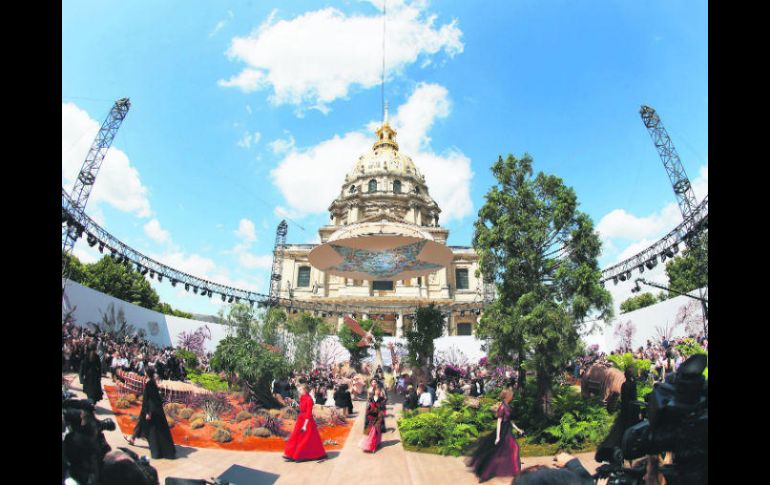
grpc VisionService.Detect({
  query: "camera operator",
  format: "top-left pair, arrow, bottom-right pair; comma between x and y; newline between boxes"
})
62,397 -> 113,484
593,354 -> 708,485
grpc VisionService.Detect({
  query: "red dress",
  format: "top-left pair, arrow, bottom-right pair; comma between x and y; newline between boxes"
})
283,394 -> 327,461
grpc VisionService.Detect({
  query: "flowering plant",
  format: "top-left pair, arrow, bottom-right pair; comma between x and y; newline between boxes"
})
478,356 -> 489,367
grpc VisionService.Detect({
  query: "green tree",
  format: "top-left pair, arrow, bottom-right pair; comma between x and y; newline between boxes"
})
261,306 -> 287,347
64,253 -> 191,318
405,304 -> 445,373
83,256 -> 161,309
619,293 -> 658,314
62,251 -> 88,284
472,154 -> 613,418
211,336 -> 290,408
338,318 -> 384,371
665,235 -> 708,297
286,312 -> 331,372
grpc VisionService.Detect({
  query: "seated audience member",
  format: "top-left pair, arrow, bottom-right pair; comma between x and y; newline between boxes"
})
403,385 -> 419,411
417,384 -> 433,408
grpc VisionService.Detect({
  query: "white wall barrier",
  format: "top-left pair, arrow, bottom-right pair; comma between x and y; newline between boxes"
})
63,279 -> 228,352
63,278 -> 704,362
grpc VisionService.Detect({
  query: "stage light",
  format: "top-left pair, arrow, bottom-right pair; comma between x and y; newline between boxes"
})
185,283 -> 190,291
171,279 -> 177,287
87,234 -> 97,247
149,270 -> 155,279
228,296 -> 234,303
619,273 -> 626,282
660,252 -> 667,262
98,243 -> 105,253
613,277 -> 618,285
208,290 -> 213,297
221,294 -> 226,302
193,287 -> 198,294
157,274 -> 163,283
672,243 -> 679,254
638,264 -> 644,273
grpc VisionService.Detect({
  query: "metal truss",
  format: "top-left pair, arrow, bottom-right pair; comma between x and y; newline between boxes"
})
62,188 -> 485,317
268,220 -> 288,305
600,195 -> 707,285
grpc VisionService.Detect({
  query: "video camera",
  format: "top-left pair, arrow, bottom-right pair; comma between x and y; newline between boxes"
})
594,354 -> 708,485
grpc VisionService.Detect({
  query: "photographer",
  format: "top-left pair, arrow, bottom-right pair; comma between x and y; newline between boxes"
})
62,397 -> 113,484
593,354 -> 708,485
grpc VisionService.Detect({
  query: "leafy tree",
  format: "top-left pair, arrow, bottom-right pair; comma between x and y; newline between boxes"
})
405,304 -> 445,373
338,318 -> 384,371
285,312 -> 331,372
665,234 -> 708,297
82,256 -> 161,309
210,336 -> 290,408
619,293 -> 658,314
472,154 -> 613,418
219,302 -> 259,339
62,251 -> 88,284
261,307 -> 287,347
63,253 -> 191,319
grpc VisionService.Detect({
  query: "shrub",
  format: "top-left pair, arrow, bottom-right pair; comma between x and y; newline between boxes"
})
176,349 -> 199,371
115,398 -> 131,409
268,409 -> 281,417
263,415 -> 287,437
190,418 -> 204,429
178,408 -> 195,420
212,428 -> 232,443
163,402 -> 184,418
607,353 -> 652,377
208,420 -> 229,429
166,416 -> 175,428
279,407 -> 298,420
124,393 -> 137,403
399,413 -> 445,448
189,372 -> 229,393
327,408 -> 347,427
201,393 -> 232,422
235,411 -> 253,423
252,427 -> 271,438
190,412 -> 205,422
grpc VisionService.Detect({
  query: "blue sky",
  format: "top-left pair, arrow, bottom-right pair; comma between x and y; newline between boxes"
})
62,0 -> 708,316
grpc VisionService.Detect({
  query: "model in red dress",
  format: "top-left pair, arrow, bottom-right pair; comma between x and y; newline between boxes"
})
283,385 -> 327,462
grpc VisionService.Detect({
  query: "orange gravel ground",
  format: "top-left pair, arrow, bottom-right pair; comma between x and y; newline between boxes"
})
104,385 -> 353,452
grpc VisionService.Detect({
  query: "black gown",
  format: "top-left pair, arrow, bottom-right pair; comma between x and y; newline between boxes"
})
133,378 -> 176,459
80,356 -> 104,403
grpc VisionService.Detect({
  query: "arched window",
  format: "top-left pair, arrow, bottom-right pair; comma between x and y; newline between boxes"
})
368,179 -> 377,193
393,180 -> 402,194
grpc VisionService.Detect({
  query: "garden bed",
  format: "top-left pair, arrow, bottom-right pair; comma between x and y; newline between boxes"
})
104,385 -> 353,452
401,435 -> 597,458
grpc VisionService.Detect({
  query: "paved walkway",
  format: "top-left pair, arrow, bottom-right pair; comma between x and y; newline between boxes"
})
65,374 -> 601,484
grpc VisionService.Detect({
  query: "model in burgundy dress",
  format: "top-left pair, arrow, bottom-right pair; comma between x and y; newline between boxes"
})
465,401 -> 522,482
283,392 -> 327,461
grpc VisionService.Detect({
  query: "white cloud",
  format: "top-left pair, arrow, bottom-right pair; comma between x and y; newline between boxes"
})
209,10 -> 234,37
62,102 -> 152,218
270,82 -> 473,222
268,133 -> 296,154
598,164 -> 708,268
143,219 -> 171,244
218,0 -> 463,113
237,131 -> 262,149
237,252 -> 274,270
597,203 -> 681,243
235,218 -> 257,242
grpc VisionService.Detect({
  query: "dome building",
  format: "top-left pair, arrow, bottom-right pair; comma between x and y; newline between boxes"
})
276,109 -> 485,337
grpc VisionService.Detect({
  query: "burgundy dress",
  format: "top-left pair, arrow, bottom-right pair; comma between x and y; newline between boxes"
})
465,402 -> 521,482
283,394 -> 327,461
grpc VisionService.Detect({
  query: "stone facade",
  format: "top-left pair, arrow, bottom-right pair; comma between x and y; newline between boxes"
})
277,111 -> 484,336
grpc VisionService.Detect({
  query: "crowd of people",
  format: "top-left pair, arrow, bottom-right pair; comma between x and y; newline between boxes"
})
61,320 -> 210,393
570,333 -> 708,383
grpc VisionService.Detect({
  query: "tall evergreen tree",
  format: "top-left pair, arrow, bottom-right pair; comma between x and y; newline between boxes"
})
473,154 -> 612,417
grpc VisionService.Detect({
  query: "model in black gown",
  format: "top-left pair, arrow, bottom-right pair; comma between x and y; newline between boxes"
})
80,349 -> 104,403
125,367 -> 176,459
